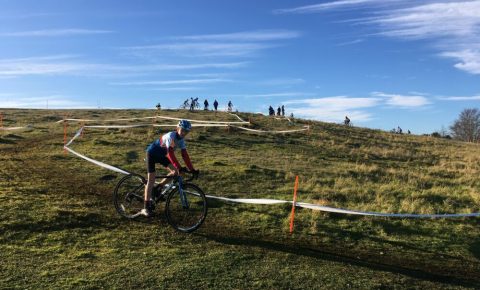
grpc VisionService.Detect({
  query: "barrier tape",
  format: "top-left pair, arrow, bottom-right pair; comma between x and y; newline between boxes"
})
56,116 -> 157,123
63,126 -> 480,219
57,114 -> 249,124
230,125 -> 309,134
0,126 -> 29,131
64,127 -> 130,174
154,115 -> 248,124
229,113 -> 247,123
205,195 -> 480,218
83,123 -> 229,129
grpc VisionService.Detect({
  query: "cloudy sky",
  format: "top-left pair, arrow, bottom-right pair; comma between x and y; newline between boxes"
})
0,0 -> 479,133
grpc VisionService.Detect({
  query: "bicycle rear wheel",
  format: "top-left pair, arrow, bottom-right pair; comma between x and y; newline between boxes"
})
165,183 -> 207,233
113,174 -> 146,219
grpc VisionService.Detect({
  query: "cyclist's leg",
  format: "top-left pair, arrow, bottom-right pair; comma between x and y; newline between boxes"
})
144,153 -> 156,204
157,163 -> 176,187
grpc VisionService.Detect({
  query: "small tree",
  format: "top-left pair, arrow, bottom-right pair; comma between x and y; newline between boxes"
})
450,108 -> 480,142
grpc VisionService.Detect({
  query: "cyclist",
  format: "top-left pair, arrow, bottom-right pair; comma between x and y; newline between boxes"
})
141,119 -> 198,217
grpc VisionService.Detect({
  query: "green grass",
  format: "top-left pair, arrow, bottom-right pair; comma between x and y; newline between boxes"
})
1,108 -> 479,289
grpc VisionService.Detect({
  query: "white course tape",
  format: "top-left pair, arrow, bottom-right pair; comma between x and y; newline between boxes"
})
64,127 -> 130,174
154,115 -> 248,124
64,146 -> 130,175
206,195 -> 289,205
63,126 -> 480,219
58,114 -> 249,124
57,116 -> 157,123
277,117 -> 292,123
230,125 -> 309,134
206,195 -> 480,218
0,126 -> 29,131
229,113 -> 247,123
83,123 -> 229,129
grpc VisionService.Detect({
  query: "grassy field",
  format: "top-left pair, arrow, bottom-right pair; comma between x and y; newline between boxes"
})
1,108 -> 479,289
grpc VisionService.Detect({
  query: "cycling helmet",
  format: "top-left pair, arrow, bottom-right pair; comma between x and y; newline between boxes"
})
178,119 -> 192,131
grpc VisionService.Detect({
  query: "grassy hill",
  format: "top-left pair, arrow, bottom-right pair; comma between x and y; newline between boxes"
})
1,108 -> 479,289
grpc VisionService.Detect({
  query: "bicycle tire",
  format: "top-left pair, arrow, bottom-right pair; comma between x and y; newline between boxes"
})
165,183 -> 207,233
113,173 -> 146,219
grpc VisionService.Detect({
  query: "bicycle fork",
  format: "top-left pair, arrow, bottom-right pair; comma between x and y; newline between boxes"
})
177,176 -> 190,209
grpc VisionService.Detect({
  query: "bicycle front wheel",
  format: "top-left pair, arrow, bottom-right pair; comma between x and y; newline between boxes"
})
165,183 -> 207,233
113,173 -> 145,219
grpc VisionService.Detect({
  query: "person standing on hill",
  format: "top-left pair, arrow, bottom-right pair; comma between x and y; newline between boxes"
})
281,105 -> 285,116
142,120 -> 199,217
204,99 -> 209,110
227,101 -> 233,112
268,106 -> 274,116
213,99 -> 218,111
277,106 -> 281,116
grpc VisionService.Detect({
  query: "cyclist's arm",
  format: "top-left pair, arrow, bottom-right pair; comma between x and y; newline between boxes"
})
166,148 -> 182,172
181,149 -> 194,171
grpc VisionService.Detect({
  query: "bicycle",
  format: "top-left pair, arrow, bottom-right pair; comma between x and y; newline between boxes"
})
113,170 -> 208,233
180,101 -> 190,110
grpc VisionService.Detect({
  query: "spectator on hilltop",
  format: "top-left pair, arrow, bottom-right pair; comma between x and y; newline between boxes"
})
227,101 -> 233,112
281,105 -> 285,116
213,99 -> 218,111
344,116 -> 350,126
204,99 -> 209,110
277,106 -> 281,116
268,106 -> 274,116
397,126 -> 403,134
156,103 -> 161,110
189,97 -> 194,111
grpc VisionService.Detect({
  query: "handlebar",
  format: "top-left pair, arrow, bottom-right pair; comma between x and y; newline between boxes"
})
180,168 -> 200,182
155,168 -> 199,182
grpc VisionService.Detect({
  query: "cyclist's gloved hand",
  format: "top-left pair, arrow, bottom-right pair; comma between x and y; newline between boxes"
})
192,169 -> 200,179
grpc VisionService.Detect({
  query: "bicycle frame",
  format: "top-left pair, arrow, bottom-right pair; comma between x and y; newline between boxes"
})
156,175 -> 189,209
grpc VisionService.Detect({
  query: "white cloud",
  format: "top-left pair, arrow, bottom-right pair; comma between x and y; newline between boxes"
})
124,29 -> 301,58
362,1 -> 480,75
258,78 -> 306,86
440,49 -> 480,74
281,93 -> 433,122
0,55 -> 248,77
234,92 -> 314,98
124,42 -> 276,57
276,1 -> 480,75
273,0 -> 393,14
336,39 -> 365,46
372,92 -> 431,108
109,78 -> 231,86
439,95 -> 480,101
283,96 -> 381,122
175,30 -> 302,41
368,1 -> 480,39
0,95 -> 93,109
0,29 -> 113,37
149,87 -> 205,91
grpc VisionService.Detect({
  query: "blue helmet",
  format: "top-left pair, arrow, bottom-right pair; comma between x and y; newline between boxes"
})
178,119 -> 192,131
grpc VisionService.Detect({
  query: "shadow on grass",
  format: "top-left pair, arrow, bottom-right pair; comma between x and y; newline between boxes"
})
196,229 -> 480,288
3,211 -> 119,234
470,239 -> 480,261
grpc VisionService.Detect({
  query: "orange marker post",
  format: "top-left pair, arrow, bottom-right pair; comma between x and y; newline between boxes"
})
289,175 -> 299,234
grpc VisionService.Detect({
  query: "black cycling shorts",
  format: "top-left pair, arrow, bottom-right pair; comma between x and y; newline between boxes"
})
146,152 -> 171,173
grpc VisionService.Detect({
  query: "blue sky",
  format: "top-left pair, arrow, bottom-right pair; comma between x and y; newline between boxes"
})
0,0 -> 479,133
